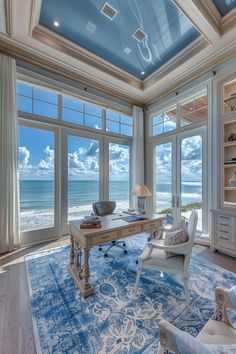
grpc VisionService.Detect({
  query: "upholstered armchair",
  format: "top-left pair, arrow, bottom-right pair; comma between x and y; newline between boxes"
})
157,285 -> 236,354
134,210 -> 198,302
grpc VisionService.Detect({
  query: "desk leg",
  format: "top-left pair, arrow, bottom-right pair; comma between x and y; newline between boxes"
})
83,249 -> 91,293
70,235 -> 75,265
69,239 -> 94,298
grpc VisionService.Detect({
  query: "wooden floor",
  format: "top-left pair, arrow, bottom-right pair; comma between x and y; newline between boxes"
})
0,238 -> 236,354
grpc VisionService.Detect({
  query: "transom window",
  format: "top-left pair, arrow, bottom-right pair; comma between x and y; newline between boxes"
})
152,108 -> 177,136
106,110 -> 133,137
17,81 -> 133,137
17,81 -> 58,119
151,91 -> 207,136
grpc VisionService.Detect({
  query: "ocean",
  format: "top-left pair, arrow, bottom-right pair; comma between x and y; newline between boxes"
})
19,180 -> 202,231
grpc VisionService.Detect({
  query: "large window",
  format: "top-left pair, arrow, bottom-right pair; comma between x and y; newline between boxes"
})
151,87 -> 208,237
18,126 -> 55,232
17,79 -> 133,241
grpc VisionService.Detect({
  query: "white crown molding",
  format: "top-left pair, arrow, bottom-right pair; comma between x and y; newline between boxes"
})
29,0 -> 42,37
5,0 -> 12,35
0,33 -> 144,105
143,36 -> 208,90
32,25 -> 143,90
172,0 -> 221,44
144,38 -> 236,105
221,7 -> 236,34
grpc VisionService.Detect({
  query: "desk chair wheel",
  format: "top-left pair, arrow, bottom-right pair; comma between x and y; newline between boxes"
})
99,246 -> 102,251
104,253 -> 108,258
123,242 -> 126,247
124,249 -> 127,254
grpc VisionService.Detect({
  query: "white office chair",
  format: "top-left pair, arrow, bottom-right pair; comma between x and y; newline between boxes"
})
134,210 -> 198,303
157,286 -> 236,354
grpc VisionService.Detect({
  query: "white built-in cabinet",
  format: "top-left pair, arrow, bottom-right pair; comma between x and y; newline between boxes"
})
212,75 -> 236,257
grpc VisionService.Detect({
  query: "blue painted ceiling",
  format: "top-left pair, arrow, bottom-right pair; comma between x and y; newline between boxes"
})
212,0 -> 236,16
39,0 -> 200,79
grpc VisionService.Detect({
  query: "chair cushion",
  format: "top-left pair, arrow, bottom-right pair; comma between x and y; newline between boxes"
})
197,319 -> 236,345
164,226 -> 189,258
139,244 -> 184,271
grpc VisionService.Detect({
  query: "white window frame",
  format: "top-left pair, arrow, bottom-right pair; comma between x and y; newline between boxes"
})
18,118 -> 61,245
146,80 -> 211,241
17,76 -> 133,243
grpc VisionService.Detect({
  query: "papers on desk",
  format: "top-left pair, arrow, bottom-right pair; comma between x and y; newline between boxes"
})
121,215 -> 148,222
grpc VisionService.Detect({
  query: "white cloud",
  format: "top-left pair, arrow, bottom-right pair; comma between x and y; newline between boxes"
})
38,146 -> 54,171
19,146 -> 30,167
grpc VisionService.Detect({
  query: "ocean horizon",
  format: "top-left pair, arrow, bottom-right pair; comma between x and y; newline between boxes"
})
19,180 -> 202,231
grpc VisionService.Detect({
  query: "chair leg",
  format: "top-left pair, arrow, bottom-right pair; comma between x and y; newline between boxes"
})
134,264 -> 142,296
183,275 -> 189,305
157,343 -> 165,354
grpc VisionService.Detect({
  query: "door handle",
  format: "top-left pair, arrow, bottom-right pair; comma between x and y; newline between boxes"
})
176,196 -> 180,208
171,196 -> 175,208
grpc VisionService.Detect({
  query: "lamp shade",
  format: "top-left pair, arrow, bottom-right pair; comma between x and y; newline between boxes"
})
131,184 -> 151,197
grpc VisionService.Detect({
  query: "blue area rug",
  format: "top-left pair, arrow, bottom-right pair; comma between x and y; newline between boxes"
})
26,235 -> 236,354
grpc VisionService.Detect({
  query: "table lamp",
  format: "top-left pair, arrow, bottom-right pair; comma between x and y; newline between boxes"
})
131,184 -> 151,214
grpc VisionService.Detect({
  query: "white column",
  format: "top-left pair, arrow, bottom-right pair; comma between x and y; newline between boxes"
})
132,106 -> 144,209
0,0 -> 6,33
0,54 -> 20,253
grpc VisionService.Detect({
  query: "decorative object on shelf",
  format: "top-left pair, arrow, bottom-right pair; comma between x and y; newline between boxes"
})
225,93 -> 236,111
228,133 -> 236,142
225,156 -> 236,164
229,171 -> 236,187
131,184 -> 151,214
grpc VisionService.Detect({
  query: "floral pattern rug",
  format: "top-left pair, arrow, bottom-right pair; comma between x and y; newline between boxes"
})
26,235 -> 236,354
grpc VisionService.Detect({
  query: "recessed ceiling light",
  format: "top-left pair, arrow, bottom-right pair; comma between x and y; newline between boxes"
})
53,20 -> 59,27
124,47 -> 132,54
132,28 -> 147,43
100,2 -> 118,21
85,21 -> 97,34
141,71 -> 145,75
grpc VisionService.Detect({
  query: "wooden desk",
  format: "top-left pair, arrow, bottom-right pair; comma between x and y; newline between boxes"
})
69,214 -> 164,297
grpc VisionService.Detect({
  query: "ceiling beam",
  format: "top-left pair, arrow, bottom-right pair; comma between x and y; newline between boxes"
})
172,0 -> 222,44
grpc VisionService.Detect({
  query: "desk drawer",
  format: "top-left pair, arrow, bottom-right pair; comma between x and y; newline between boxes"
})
143,220 -> 161,231
121,225 -> 141,237
92,231 -> 118,246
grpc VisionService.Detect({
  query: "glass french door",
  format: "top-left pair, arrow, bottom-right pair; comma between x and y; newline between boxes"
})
155,139 -> 175,222
154,127 -> 207,236
108,142 -> 131,211
18,123 -> 59,245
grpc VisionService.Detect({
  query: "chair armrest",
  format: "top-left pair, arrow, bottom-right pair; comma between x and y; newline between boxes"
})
148,239 -> 190,255
159,320 -> 179,353
213,286 -> 236,328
